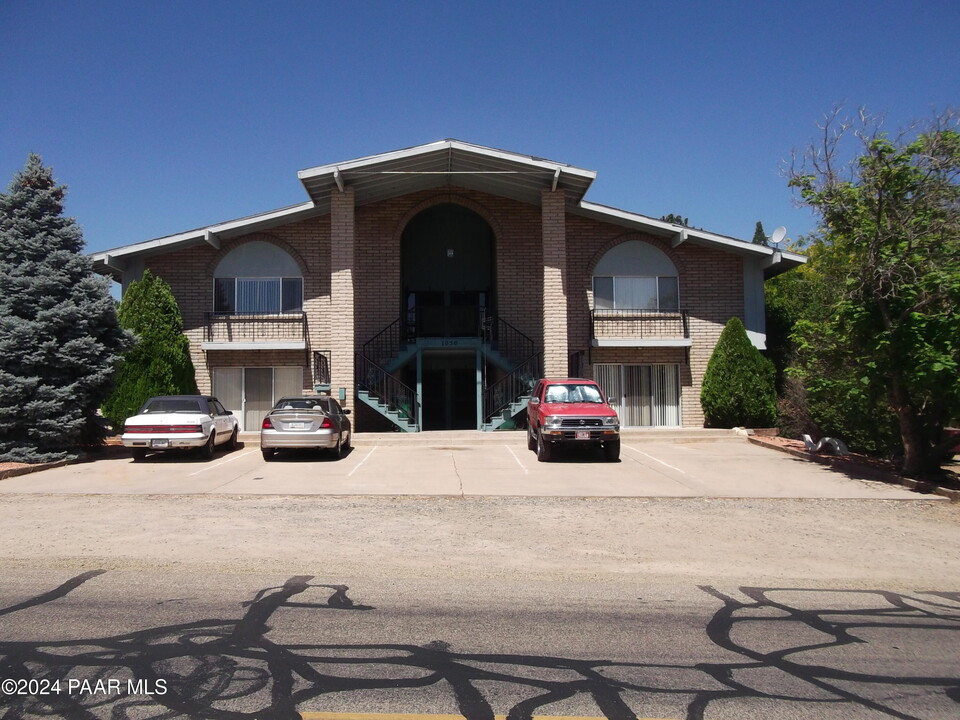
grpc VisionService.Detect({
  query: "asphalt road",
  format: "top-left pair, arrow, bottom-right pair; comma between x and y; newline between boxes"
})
1,488 -> 958,719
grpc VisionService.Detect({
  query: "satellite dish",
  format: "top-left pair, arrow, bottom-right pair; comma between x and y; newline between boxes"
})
770,226 -> 787,245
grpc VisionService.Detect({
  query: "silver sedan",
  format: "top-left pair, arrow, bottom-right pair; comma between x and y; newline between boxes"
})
259,396 -> 352,461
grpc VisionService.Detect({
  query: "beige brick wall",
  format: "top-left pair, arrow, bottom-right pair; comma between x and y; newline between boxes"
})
138,185 -> 745,429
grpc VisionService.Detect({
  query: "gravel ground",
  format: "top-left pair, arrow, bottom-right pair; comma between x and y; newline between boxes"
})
1,494 -> 957,588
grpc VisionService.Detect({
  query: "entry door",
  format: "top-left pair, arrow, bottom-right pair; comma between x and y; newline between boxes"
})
244,368 -> 274,431
212,367 -> 303,431
595,364 -> 680,427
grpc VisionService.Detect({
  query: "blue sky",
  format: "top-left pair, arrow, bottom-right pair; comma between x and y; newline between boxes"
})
2,1 -> 957,254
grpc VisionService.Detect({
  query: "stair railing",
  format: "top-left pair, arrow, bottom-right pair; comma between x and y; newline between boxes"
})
483,352 -> 542,425
362,317 -> 406,370
485,316 -> 535,368
356,352 -> 420,430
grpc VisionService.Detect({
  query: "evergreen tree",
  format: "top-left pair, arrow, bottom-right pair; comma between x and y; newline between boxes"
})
103,270 -> 197,429
700,317 -> 777,428
0,154 -> 132,462
752,221 -> 768,245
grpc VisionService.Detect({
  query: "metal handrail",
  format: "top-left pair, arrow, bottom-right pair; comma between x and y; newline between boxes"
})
362,317 -> 404,369
356,353 -> 420,430
313,351 -> 331,386
590,308 -> 688,339
483,352 -> 542,424
484,316 -> 535,368
204,311 -> 306,342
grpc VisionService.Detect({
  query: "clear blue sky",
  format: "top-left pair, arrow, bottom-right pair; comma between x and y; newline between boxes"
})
2,1 -> 957,254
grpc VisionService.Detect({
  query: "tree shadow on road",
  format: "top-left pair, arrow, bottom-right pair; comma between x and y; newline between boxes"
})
1,574 -> 957,719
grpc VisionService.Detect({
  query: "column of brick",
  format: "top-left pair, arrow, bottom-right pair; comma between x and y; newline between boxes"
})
330,187 -> 356,417
541,189 -> 568,377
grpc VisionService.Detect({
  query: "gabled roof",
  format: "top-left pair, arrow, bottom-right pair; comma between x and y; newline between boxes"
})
298,139 -> 597,211
92,139 -> 804,279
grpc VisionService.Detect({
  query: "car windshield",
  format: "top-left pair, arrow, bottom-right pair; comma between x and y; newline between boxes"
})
141,399 -> 203,414
274,398 -> 325,411
544,384 -> 604,403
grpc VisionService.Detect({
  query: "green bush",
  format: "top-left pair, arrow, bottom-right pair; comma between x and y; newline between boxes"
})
102,270 -> 197,430
700,317 -> 777,428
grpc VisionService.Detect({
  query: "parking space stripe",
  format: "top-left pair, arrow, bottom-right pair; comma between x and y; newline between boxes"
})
622,445 -> 687,474
347,445 -> 379,477
187,449 -> 258,477
505,444 -> 529,474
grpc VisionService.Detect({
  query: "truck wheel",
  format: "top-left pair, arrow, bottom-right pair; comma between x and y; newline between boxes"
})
132,448 -> 147,462
604,439 -> 621,462
527,424 -> 536,451
536,431 -> 552,462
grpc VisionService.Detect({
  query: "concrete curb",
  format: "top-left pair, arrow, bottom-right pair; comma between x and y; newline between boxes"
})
0,459 -> 70,481
748,436 -> 960,501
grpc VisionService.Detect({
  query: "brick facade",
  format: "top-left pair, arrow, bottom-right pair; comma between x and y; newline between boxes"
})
138,184 -> 747,431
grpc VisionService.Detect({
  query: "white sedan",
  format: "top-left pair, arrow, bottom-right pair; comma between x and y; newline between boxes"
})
121,395 -> 240,461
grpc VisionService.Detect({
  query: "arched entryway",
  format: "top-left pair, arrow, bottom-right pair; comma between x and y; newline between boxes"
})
401,203 -> 495,430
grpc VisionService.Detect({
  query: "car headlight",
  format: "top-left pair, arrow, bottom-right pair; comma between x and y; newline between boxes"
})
544,415 -> 563,429
602,416 -> 619,426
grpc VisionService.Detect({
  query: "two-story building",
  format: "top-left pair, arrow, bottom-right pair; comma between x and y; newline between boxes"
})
92,140 -> 803,433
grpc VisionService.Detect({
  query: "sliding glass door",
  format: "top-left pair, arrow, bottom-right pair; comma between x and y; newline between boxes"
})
594,364 -> 681,427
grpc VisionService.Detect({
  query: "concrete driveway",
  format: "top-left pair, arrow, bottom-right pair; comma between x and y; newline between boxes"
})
0,431 -> 933,499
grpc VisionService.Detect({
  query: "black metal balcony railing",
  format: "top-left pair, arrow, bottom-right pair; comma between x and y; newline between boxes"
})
204,312 -> 307,343
313,350 -> 331,387
590,309 -> 689,340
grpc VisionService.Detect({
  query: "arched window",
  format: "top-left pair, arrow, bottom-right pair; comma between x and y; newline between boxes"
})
592,240 -> 679,311
213,241 -> 303,314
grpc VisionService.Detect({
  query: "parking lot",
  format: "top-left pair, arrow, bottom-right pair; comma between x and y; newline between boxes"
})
0,431 -> 932,499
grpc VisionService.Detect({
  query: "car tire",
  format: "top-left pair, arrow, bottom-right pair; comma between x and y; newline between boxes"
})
342,431 -> 351,451
603,439 -> 621,462
201,431 -> 216,459
262,448 -> 275,461
227,426 -> 239,452
132,448 -> 147,462
536,431 -> 552,462
527,424 -> 536,451
330,435 -> 343,460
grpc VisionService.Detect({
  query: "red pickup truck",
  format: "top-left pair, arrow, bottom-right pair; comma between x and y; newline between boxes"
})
526,378 -> 621,462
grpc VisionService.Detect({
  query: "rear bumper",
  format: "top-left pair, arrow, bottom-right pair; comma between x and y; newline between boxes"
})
121,434 -> 208,450
261,429 -> 339,449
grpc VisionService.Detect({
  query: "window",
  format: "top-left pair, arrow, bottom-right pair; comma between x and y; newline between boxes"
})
593,276 -> 679,311
213,240 -> 303,315
214,277 -> 303,314
592,240 -> 680,311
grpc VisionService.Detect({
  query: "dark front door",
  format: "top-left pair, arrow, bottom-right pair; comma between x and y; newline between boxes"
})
421,352 -> 478,431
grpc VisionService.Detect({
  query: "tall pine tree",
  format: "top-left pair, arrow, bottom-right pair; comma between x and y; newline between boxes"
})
103,270 -> 197,429
0,154 -> 132,462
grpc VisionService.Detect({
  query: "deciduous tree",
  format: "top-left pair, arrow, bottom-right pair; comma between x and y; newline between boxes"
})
788,109 -> 960,476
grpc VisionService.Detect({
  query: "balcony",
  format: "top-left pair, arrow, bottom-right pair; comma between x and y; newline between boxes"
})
590,309 -> 691,348
201,312 -> 307,350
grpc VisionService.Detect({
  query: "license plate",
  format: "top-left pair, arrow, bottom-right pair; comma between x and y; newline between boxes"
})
575,430 -> 591,440
151,439 -> 170,448
286,422 -> 306,430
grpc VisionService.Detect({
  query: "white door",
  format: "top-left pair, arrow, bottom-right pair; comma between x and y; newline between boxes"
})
212,366 -> 304,431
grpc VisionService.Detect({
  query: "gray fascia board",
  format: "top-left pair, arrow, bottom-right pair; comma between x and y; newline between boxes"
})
91,201 -> 318,261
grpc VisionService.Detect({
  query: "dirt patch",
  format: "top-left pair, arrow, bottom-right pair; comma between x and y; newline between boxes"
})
750,434 -> 960,499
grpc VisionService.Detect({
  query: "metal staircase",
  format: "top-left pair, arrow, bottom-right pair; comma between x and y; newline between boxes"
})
356,312 -> 541,432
